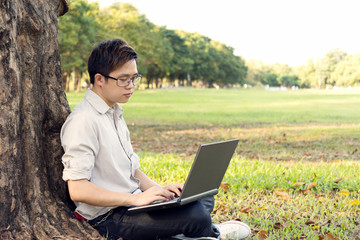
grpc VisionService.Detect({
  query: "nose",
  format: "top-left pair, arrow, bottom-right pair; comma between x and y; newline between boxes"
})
125,80 -> 136,89
130,80 -> 136,87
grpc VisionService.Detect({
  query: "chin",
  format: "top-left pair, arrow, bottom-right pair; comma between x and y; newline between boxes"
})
119,99 -> 129,104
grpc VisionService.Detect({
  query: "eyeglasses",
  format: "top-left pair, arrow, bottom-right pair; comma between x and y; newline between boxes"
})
99,73 -> 142,87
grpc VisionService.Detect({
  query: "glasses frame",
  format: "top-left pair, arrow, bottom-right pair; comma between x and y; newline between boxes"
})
99,73 -> 142,87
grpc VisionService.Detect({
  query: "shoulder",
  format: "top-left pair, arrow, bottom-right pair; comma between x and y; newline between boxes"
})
61,100 -> 100,134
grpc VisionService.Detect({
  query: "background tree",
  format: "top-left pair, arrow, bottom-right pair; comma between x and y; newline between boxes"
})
279,75 -> 299,87
267,64 -> 299,87
56,1 -> 360,89
142,26 -> 174,88
179,31 -> 213,86
101,3 -> 173,88
270,63 -> 293,77
263,72 -> 280,86
0,1 -> 101,239
332,53 -> 360,87
320,48 -> 347,87
211,41 -> 247,86
165,29 -> 194,85
245,59 -> 269,86
294,59 -> 317,88
180,31 -> 247,87
58,0 -> 100,91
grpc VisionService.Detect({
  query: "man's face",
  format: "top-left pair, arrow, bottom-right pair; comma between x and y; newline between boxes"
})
96,60 -> 138,106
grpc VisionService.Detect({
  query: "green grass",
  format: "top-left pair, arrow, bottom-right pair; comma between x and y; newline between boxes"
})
140,153 -> 360,240
140,152 -> 360,193
66,87 -> 360,125
65,87 -> 360,239
130,88 -> 360,125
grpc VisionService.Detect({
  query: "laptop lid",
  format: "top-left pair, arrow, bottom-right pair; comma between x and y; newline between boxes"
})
179,138 -> 239,202
128,139 -> 239,212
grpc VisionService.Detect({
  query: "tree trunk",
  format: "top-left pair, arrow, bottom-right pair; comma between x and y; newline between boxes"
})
147,77 -> 152,89
75,71 -> 82,92
65,73 -> 70,92
0,0 -> 101,239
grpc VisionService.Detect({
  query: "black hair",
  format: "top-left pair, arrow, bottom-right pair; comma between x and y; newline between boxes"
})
88,39 -> 138,84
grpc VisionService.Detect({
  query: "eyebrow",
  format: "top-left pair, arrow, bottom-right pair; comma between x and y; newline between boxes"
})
116,73 -> 138,78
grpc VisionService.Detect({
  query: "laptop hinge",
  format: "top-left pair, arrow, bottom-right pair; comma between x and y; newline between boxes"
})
180,189 -> 218,205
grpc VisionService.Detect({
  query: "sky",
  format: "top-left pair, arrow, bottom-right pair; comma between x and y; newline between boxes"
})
90,0 -> 360,66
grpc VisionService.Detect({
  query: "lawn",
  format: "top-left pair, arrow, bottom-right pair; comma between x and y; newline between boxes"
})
66,87 -> 360,124
66,87 -> 360,239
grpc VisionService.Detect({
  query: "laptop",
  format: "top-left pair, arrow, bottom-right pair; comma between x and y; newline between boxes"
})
128,138 -> 239,213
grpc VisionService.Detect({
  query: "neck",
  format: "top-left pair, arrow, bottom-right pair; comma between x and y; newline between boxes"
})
91,86 -> 115,107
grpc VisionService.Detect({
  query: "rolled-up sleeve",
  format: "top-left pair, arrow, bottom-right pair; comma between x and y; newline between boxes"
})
61,111 -> 99,181
130,151 -> 141,173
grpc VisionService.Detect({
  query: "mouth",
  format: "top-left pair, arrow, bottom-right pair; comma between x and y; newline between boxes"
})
124,92 -> 133,98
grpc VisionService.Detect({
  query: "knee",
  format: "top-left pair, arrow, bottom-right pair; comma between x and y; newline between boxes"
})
199,196 -> 215,213
185,201 -> 213,234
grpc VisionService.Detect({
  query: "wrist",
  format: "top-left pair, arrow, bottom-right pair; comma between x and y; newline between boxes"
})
126,192 -> 138,206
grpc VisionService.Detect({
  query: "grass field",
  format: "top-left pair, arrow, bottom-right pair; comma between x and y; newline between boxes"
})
66,87 -> 360,124
66,87 -> 360,239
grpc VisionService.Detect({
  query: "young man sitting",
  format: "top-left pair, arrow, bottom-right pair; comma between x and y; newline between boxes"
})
60,38 -> 251,240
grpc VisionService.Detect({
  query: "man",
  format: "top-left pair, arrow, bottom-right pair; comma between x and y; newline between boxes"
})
61,39 -> 251,240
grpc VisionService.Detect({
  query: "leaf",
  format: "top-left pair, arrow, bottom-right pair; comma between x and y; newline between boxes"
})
305,219 -> 316,225
240,206 -> 253,214
307,182 -> 317,190
275,191 -> 291,200
351,148 -> 358,154
258,230 -> 268,240
257,206 -> 268,211
220,183 -> 229,193
273,222 -> 282,229
252,228 -> 262,233
292,182 -> 306,187
333,177 -> 343,183
324,233 -> 340,240
299,189 -> 312,195
305,218 -> 319,227
275,191 -> 288,196
282,195 -> 291,201
339,189 -> 350,196
347,200 -> 360,205
213,204 -> 228,214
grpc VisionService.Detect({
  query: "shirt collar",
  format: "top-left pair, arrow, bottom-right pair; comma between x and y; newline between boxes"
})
85,89 -> 124,117
113,103 -> 124,119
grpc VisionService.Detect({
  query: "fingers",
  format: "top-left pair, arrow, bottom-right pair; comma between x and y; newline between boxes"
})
149,186 -> 174,200
161,187 -> 176,199
164,184 -> 183,197
134,185 -> 184,206
133,187 -> 171,206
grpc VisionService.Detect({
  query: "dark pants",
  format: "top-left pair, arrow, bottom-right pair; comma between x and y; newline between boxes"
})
88,197 -> 220,240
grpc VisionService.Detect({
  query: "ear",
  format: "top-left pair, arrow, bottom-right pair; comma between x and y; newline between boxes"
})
94,73 -> 105,88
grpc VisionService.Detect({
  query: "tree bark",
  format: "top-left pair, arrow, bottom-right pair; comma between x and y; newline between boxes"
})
0,0 -> 101,239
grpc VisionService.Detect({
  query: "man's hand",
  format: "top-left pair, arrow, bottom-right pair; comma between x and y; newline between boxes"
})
163,184 -> 183,197
132,185 -> 178,206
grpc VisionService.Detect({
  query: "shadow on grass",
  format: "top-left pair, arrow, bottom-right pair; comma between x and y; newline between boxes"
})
129,122 -> 360,161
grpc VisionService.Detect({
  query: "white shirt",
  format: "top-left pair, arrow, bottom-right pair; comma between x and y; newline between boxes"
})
61,89 -> 141,220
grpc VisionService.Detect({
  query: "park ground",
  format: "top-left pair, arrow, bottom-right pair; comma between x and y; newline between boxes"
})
66,87 -> 360,240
